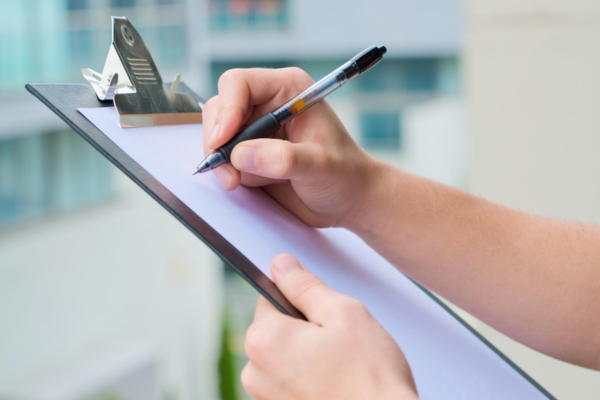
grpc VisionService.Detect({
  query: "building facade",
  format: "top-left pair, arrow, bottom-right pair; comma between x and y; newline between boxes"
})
0,1 -> 475,399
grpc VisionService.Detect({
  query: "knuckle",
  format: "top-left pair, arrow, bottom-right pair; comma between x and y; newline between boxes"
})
244,323 -> 265,359
290,274 -> 323,303
239,364 -> 251,387
245,320 -> 282,361
221,107 -> 245,128
273,143 -> 297,178
285,67 -> 314,86
202,95 -> 217,113
217,68 -> 245,91
338,296 -> 369,318
240,364 -> 260,398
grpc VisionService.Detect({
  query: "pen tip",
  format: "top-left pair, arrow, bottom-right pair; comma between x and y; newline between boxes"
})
192,162 -> 212,175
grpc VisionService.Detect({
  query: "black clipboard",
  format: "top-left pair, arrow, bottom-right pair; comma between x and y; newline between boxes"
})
27,82 -> 556,399
26,82 -> 304,320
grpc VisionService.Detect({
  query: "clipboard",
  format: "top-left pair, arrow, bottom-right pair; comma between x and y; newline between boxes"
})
26,82 -> 556,399
26,82 -> 303,320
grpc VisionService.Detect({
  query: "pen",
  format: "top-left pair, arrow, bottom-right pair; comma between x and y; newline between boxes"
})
194,45 -> 387,174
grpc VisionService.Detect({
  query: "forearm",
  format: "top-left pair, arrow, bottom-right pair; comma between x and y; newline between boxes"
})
205,66 -> 600,370
349,161 -> 600,369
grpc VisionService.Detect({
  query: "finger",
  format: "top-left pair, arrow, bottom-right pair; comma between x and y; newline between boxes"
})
253,295 -> 279,322
241,362 -> 268,400
231,139 -> 325,182
239,171 -> 286,188
200,97 -> 242,190
201,95 -> 218,154
270,253 -> 342,324
208,68 -> 313,149
212,164 -> 241,191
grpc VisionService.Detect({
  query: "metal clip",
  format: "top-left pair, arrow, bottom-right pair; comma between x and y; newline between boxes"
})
82,16 -> 202,128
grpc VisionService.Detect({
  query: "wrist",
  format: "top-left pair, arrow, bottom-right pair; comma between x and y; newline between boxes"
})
343,157 -> 401,240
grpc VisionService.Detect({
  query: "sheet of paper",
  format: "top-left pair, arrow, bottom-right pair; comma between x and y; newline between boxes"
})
79,106 -> 551,400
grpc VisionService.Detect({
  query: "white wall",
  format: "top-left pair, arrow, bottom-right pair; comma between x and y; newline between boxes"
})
0,171 -> 223,400
467,0 -> 600,222
465,0 -> 600,398
401,98 -> 467,188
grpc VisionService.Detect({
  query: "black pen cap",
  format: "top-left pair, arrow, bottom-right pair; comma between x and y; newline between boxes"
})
353,45 -> 387,73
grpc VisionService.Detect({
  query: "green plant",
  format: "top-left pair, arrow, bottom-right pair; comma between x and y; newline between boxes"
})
218,312 -> 240,400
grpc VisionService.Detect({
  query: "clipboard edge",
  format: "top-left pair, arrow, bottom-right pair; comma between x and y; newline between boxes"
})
25,83 -> 556,398
25,82 -> 305,321
409,273 -> 556,398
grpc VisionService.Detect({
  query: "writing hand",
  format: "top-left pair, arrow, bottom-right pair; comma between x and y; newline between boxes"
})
202,67 -> 384,229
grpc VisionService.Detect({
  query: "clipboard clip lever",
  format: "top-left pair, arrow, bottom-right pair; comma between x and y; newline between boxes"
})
82,16 -> 202,128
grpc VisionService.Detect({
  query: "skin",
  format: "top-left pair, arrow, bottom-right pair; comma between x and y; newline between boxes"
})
241,254 -> 418,400
202,67 -> 600,398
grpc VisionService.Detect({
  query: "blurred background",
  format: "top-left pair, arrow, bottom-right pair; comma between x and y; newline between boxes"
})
0,0 -> 599,399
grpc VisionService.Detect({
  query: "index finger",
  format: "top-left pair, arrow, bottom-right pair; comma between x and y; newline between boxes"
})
203,67 -> 314,151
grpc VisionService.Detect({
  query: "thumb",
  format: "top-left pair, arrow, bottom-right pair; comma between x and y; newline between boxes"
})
231,139 -> 321,181
271,254 -> 340,324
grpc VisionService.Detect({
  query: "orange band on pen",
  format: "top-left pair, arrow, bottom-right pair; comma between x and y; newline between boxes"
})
289,99 -> 306,114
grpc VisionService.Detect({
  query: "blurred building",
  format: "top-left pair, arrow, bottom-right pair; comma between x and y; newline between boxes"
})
0,1 -> 223,400
7,1 -> 597,400
0,0 -> 464,399
203,0 -> 466,188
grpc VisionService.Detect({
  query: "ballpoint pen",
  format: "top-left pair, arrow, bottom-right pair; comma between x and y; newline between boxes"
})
194,45 -> 387,174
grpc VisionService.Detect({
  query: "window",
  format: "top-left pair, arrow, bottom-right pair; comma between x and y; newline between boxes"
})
405,59 -> 436,92
211,60 -> 290,94
210,0 -> 289,31
0,130 -> 113,230
67,0 -> 89,10
68,29 -> 94,69
110,0 -> 136,8
157,25 -> 188,65
359,112 -> 402,151
358,59 -> 437,93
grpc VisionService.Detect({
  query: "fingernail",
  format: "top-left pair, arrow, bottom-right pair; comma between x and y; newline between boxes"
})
274,255 -> 303,275
214,167 -> 233,188
208,123 -> 221,145
232,146 -> 257,172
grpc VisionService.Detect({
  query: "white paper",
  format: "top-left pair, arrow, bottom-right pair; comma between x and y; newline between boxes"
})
78,106 -> 551,400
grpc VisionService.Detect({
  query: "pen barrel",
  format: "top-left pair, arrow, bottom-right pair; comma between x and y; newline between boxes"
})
273,70 -> 347,124
220,113 -> 281,160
